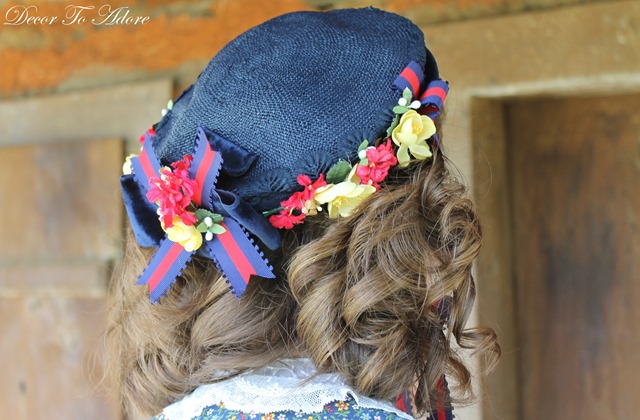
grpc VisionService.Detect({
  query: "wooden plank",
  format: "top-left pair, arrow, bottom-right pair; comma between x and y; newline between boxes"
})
0,298 -> 27,419
0,271 -> 116,419
0,79 -> 172,148
0,139 -> 124,263
506,94 -> 640,420
20,295 -> 119,420
0,263 -> 109,296
471,98 -> 520,420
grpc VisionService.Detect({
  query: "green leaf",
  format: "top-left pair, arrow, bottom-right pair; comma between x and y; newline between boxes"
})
209,224 -> 227,235
195,208 -> 213,220
402,87 -> 413,102
195,209 -> 224,225
392,105 -> 408,115
326,160 -> 352,184
357,139 -> 369,153
386,115 -> 400,137
360,158 -> 369,166
196,222 -> 208,233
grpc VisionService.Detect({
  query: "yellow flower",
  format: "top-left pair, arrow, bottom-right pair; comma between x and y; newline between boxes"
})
261,414 -> 275,420
336,401 -> 349,411
163,217 -> 203,252
314,181 -> 375,218
391,109 -> 436,167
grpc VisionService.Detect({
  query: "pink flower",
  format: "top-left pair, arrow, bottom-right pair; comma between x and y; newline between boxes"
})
146,155 -> 199,228
355,139 -> 398,189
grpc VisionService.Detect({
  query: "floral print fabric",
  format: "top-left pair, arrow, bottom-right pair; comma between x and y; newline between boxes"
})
152,396 -> 406,420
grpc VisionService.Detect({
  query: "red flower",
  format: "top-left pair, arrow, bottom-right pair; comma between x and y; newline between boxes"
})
297,174 -> 327,200
170,154 -> 193,180
269,208 -> 306,229
269,174 -> 327,229
281,191 -> 306,212
268,192 -> 307,229
355,139 -> 398,189
146,155 -> 199,228
138,125 -> 156,143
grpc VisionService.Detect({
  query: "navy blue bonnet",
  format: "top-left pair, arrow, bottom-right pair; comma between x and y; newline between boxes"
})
153,7 -> 437,212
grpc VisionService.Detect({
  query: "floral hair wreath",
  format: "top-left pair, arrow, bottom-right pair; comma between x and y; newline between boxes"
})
123,61 -> 447,302
265,61 -> 448,229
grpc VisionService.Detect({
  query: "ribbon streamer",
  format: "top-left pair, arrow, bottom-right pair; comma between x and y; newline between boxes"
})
205,219 -> 274,296
433,375 -> 453,420
136,237 -> 194,302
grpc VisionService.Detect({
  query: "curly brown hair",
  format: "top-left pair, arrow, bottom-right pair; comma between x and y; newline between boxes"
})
106,137 -> 500,418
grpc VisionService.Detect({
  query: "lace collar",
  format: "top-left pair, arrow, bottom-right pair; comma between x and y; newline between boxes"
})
162,358 -> 413,419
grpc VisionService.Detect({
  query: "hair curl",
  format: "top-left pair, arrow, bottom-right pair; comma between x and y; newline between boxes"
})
106,137 -> 500,418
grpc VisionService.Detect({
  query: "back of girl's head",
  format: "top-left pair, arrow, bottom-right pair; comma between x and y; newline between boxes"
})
107,8 -> 500,418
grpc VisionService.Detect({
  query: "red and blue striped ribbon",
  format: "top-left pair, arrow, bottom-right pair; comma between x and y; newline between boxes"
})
130,132 -> 162,192
393,60 -> 425,97
204,218 -> 274,296
189,127 -> 223,209
420,80 -> 448,119
434,375 -> 453,420
395,374 -> 453,419
190,126 -> 274,297
136,237 -> 194,303
395,389 -> 413,416
393,61 -> 448,119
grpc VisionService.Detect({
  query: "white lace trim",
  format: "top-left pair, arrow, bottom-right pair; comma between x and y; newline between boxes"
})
162,359 -> 414,420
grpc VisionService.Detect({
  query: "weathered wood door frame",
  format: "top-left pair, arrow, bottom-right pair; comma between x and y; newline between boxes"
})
420,2 -> 640,419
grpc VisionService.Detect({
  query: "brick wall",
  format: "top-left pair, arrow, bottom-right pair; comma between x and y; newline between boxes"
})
0,0 -> 621,98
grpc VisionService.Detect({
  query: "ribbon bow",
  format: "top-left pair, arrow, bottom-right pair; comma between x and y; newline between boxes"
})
125,127 -> 277,302
392,60 -> 448,119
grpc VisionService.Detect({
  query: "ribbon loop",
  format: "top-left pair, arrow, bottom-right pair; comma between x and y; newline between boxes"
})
211,189 -> 282,251
189,127 -> 224,209
419,79 -> 448,119
393,61 -> 448,119
393,61 -> 425,97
